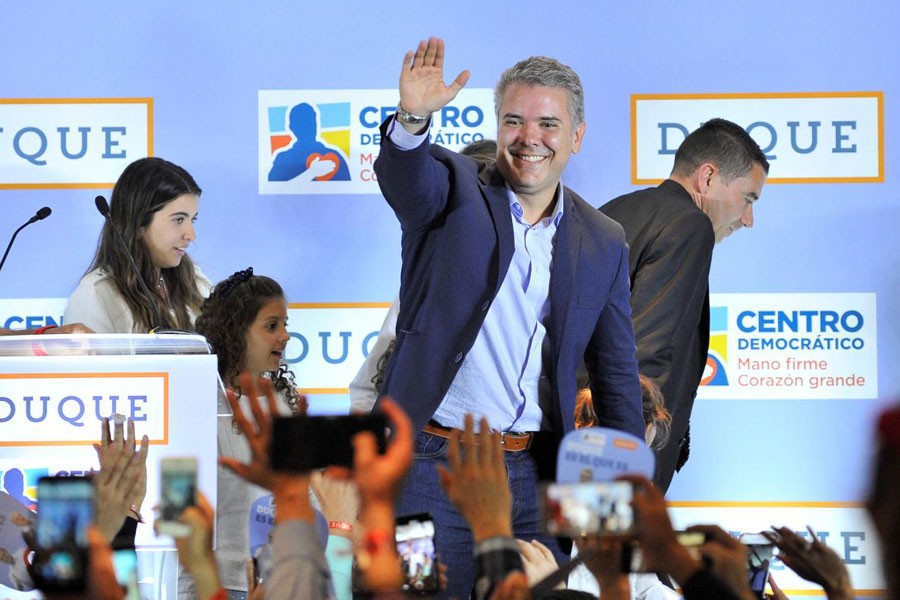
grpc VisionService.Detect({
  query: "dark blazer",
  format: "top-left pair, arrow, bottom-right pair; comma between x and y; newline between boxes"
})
373,118 -> 644,447
600,180 -> 715,491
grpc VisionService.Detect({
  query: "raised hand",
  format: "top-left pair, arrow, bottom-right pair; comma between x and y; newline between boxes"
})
351,398 -> 413,507
516,539 -> 559,587
219,373 -> 282,492
93,416 -> 149,541
436,414 -> 512,542
399,37 -> 470,120
765,526 -> 853,600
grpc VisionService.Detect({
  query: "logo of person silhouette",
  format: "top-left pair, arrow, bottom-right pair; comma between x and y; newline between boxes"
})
268,103 -> 351,182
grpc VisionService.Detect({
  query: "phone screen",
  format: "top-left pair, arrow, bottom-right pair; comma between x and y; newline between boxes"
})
395,513 -> 439,594
112,549 -> 140,600
158,458 -> 197,537
542,481 -> 634,537
741,534 -> 774,599
271,413 -> 387,472
33,476 -> 94,592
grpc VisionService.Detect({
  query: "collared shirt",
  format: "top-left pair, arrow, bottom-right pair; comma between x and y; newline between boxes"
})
388,117 -> 561,432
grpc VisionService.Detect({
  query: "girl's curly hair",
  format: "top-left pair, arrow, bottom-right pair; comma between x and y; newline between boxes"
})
194,268 -> 299,409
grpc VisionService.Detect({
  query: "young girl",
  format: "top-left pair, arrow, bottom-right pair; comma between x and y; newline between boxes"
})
194,267 -> 298,407
192,268 -> 302,598
65,157 -> 211,333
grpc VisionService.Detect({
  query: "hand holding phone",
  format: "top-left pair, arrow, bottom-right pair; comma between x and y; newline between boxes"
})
157,457 -> 198,537
32,476 -> 94,593
542,481 -> 634,538
740,532 -> 775,599
270,413 -> 387,472
395,513 -> 440,594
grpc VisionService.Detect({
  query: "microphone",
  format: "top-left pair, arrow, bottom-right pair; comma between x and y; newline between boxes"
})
0,206 -> 53,276
95,195 -> 110,217
94,195 -> 165,330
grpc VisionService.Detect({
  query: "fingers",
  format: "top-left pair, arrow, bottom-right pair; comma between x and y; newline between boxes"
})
138,434 -> 150,462
352,430 -> 378,471
413,39 -> 428,68
531,539 -> 556,562
617,473 -> 658,497
296,393 -> 309,416
422,37 -> 439,68
477,417 -> 493,466
401,50 -> 415,73
450,70 -> 471,95
101,417 -> 111,447
237,372 -> 270,437
446,428 -> 461,475
195,492 -> 214,525
379,398 -> 413,464
219,457 -> 252,480
113,414 -> 126,447
462,413 -> 477,465
806,525 -> 824,549
227,386 -> 257,438
126,418 -> 136,453
690,524 -> 742,549
246,559 -> 257,592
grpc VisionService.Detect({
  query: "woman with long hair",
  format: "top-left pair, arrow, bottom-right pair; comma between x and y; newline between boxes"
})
65,157 -> 211,332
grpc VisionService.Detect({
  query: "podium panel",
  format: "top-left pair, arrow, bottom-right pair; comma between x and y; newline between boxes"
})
0,334 -> 219,597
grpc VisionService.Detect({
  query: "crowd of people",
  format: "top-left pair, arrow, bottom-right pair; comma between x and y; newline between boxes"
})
12,390 -> 900,600
1,35 -> 895,600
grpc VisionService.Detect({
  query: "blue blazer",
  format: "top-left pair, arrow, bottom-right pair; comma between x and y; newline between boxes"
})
374,120 -> 644,444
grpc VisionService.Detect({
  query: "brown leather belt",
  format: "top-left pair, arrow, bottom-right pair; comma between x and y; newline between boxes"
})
422,421 -> 533,452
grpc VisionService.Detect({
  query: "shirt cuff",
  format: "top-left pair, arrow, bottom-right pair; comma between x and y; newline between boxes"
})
387,115 -> 430,150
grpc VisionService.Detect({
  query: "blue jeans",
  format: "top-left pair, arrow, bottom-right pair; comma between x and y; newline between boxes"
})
396,431 -> 565,600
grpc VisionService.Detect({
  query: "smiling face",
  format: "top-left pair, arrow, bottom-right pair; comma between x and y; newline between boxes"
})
140,193 -> 199,271
495,83 -> 585,216
703,163 -> 767,243
244,297 -> 290,376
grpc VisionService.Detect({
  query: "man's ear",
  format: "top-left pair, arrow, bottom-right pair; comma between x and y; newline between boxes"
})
696,163 -> 717,193
572,122 -> 586,153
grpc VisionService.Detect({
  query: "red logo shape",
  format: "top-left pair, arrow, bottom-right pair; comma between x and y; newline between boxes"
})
306,152 -> 340,181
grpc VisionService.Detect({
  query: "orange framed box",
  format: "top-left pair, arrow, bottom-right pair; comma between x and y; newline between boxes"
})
0,97 -> 154,190
630,92 -> 884,185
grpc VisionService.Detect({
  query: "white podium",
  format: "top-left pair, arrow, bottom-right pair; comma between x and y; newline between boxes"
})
0,333 -> 220,599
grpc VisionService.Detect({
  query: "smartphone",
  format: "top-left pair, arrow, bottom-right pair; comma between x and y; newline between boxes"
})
32,475 -> 94,593
157,457 -> 197,537
541,481 -> 634,537
740,533 -> 774,599
112,549 -> 140,600
395,513 -> 440,595
270,413 -> 388,472
622,531 -> 705,572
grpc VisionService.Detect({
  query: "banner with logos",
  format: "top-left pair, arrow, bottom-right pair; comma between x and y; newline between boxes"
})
2,1 -> 897,594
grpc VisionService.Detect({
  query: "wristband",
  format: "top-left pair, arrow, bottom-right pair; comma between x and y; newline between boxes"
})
329,520 -> 353,533
34,325 -> 58,335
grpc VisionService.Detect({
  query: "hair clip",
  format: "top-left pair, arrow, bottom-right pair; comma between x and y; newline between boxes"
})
214,267 -> 254,299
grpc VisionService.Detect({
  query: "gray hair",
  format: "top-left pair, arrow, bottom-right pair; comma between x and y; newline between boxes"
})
494,56 -> 585,126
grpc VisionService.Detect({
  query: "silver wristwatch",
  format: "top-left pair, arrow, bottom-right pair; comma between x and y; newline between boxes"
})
395,103 -> 430,125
